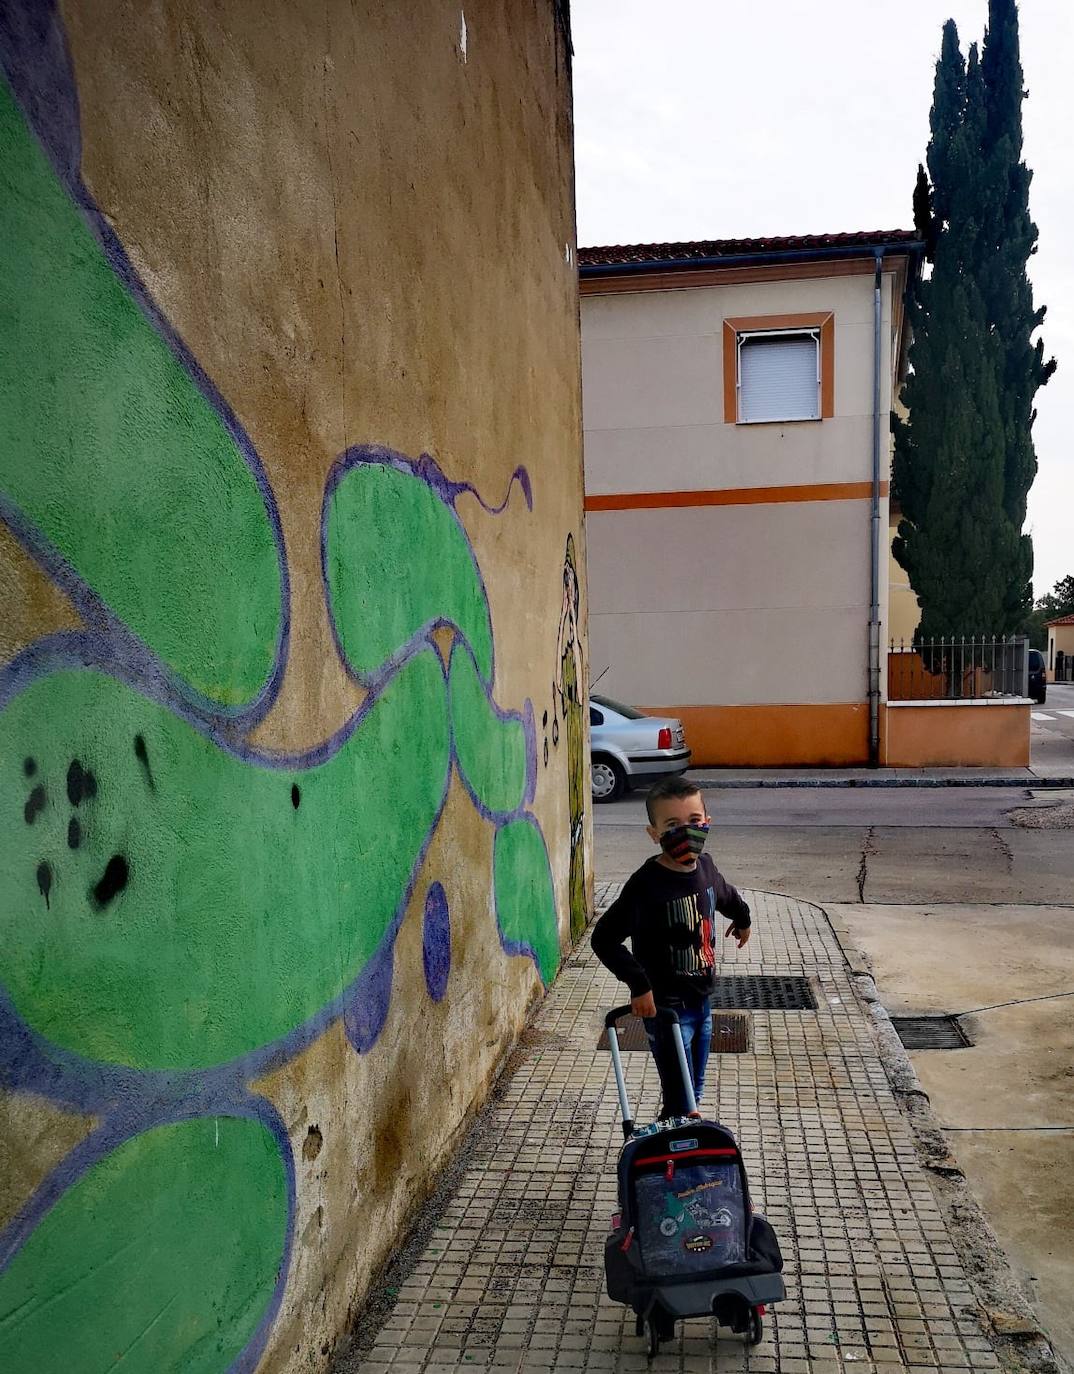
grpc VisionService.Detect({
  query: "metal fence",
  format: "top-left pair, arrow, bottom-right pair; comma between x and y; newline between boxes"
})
887,635 -> 1029,701
1055,654 -> 1074,684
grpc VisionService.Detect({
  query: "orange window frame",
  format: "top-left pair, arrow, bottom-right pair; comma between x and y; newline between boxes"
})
722,312 -> 835,423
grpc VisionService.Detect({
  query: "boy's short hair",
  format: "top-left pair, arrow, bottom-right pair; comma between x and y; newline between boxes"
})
645,775 -> 704,823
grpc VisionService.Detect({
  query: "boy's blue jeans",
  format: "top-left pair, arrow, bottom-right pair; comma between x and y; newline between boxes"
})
643,998 -> 713,1118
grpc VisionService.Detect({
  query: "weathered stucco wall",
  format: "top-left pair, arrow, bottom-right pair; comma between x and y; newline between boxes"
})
0,2 -> 586,1370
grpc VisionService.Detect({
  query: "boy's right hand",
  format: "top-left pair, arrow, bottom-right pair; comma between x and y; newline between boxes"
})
631,991 -> 657,1018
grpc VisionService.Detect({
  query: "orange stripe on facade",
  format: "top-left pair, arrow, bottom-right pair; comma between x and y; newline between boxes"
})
584,481 -> 889,512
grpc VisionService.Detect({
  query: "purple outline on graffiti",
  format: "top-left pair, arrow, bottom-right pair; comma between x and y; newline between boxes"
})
411,454 -> 534,516
0,0 -> 291,729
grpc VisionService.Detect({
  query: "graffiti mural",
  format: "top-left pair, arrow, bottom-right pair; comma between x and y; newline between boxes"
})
0,4 -> 563,1369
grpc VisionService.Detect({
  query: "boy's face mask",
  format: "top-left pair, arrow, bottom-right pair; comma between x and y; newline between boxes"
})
659,822 -> 710,864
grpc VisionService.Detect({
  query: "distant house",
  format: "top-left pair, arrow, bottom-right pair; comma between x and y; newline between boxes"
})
579,230 -> 924,767
1047,614 -> 1074,682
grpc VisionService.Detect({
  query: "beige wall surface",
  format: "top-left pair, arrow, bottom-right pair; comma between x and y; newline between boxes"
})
582,271 -> 900,496
0,4 -> 585,1373
1048,625 -> 1074,680
587,498 -> 872,707
579,264 -> 904,740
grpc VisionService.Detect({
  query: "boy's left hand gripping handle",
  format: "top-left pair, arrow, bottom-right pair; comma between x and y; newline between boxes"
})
604,1004 -> 681,1028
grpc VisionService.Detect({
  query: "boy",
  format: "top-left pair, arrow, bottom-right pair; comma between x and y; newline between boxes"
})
591,775 -> 751,1119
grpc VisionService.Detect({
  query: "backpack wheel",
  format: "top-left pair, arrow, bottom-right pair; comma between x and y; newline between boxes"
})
646,1318 -> 660,1359
746,1306 -> 764,1346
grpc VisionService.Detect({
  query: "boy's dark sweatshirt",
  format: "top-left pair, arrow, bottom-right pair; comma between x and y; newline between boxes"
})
591,853 -> 750,1003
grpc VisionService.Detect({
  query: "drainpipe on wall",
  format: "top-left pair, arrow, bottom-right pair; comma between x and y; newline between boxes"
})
868,251 -> 884,766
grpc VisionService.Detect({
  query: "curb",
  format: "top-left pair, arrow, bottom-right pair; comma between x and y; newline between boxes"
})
691,775 -> 1074,790
845,961 -> 1068,1374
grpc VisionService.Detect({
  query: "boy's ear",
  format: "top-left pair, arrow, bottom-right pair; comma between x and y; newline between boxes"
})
645,824 -> 660,846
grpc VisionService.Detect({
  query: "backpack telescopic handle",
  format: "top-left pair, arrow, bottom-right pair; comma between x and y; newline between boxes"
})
604,1005 -> 635,1136
603,1004 -> 697,1132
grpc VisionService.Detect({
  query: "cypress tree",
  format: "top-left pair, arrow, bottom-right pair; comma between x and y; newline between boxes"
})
892,2 -> 1055,638
977,0 -> 1057,621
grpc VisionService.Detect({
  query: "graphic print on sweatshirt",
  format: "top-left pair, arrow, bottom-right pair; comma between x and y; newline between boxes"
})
664,885 -> 716,976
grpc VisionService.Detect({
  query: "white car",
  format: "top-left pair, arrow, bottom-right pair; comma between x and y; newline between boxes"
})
589,694 -> 691,803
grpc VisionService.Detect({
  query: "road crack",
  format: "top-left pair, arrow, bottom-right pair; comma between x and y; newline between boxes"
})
989,827 -> 1014,873
856,825 -> 876,902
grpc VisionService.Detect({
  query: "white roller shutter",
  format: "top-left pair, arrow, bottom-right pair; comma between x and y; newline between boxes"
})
738,331 -> 820,423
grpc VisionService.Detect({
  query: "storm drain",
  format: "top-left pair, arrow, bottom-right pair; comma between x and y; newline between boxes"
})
598,1011 -> 751,1054
891,1015 -> 973,1050
710,974 -> 817,1012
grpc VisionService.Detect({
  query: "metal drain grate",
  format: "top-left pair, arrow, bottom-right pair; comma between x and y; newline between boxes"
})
598,1011 -> 751,1054
710,975 -> 817,1012
891,1015 -> 972,1050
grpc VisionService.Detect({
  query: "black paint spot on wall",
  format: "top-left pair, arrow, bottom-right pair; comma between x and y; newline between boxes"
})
36,861 -> 52,908
24,784 -> 46,825
67,759 -> 98,805
291,784 -> 301,810
92,855 -> 129,908
133,734 -> 155,789
68,817 -> 82,850
23,757 -> 36,777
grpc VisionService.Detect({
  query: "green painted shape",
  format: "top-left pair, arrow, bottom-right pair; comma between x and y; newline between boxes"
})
0,655 -> 449,1069
0,77 -> 281,706
493,818 -> 560,985
449,647 -> 527,815
0,1116 -> 287,1374
326,463 -> 493,679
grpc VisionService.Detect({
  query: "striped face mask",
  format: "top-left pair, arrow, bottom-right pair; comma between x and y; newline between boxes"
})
659,822 -> 710,863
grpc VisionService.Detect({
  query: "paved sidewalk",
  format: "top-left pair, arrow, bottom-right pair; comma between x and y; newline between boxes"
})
342,885 -> 1010,1373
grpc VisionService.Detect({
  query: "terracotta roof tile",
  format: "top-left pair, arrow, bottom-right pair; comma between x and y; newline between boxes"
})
578,230 -> 920,268
1046,613 -> 1074,627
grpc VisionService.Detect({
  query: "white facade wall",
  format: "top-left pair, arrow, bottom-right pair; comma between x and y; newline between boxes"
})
582,267 -> 902,726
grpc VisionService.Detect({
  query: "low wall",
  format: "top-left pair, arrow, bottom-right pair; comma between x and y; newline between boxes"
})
882,700 -> 1031,768
654,703 -> 870,768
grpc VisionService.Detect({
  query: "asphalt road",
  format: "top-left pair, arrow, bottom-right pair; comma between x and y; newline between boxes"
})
593,784 -> 1074,905
1032,680 -> 1074,771
1035,678 -> 1074,729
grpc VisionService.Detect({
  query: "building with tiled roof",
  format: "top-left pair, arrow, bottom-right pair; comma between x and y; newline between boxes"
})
1046,613 -> 1074,683
578,229 -> 920,270
580,229 -> 949,768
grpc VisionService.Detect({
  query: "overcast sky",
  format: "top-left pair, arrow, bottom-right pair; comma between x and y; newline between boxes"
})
571,0 -> 1072,600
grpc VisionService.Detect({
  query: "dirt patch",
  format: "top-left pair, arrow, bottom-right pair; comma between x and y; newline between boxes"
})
1007,801 -> 1074,830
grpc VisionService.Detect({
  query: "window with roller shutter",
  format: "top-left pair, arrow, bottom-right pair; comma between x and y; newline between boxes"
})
736,330 -> 821,423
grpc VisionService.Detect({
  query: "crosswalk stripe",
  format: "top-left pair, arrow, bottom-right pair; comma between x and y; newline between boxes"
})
1032,712 -> 1054,721
1058,709 -> 1074,718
